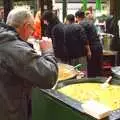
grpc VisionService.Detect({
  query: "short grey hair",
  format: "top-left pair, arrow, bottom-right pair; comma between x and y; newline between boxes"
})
6,7 -> 34,28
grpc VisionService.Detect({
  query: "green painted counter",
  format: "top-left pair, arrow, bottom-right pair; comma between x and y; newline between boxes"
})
32,88 -> 97,120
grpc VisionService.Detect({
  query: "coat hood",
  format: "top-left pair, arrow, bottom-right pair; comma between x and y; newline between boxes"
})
0,23 -> 18,44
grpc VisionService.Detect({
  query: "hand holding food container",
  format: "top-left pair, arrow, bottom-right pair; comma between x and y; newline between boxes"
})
40,37 -> 54,53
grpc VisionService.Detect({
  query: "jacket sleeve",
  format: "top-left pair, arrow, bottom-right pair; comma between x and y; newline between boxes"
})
7,40 -> 58,89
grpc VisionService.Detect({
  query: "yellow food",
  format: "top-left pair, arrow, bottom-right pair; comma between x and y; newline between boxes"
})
58,64 -> 76,81
58,83 -> 120,110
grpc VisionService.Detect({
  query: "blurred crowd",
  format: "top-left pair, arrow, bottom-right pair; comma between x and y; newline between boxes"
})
0,7 -> 107,78
40,9 -> 103,77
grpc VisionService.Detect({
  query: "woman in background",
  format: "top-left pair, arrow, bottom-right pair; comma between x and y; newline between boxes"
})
33,10 -> 41,40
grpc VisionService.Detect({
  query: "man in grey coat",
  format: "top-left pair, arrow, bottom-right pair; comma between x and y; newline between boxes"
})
0,7 -> 58,120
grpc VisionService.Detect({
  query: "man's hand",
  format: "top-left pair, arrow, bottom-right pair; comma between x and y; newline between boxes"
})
85,44 -> 91,59
87,50 -> 92,59
40,37 -> 54,53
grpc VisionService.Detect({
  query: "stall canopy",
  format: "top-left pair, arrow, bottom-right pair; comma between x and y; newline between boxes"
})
56,0 -> 103,11
81,0 -> 88,11
96,0 -> 101,10
55,0 -> 104,3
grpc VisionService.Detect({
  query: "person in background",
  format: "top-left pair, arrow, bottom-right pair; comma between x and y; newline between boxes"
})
33,10 -> 41,40
42,11 -> 68,63
75,10 -> 103,77
85,10 -> 94,23
0,7 -> 58,120
0,8 -> 4,22
65,14 -> 91,69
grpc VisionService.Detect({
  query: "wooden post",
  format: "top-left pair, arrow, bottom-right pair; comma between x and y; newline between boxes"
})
39,0 -> 52,15
116,0 -> 120,20
110,0 -> 120,19
110,0 -> 115,15
109,0 -> 120,51
39,0 -> 53,36
62,0 -> 67,22
3,0 -> 13,22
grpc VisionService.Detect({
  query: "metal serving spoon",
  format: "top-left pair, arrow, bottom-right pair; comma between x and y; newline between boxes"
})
101,76 -> 112,88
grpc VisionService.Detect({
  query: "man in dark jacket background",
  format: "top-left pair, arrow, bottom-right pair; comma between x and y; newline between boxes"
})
0,7 -> 58,120
75,10 -> 103,77
42,11 -> 68,63
65,14 -> 91,67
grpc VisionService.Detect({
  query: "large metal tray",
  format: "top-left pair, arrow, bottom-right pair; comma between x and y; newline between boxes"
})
32,77 -> 120,120
54,77 -> 118,90
54,78 -> 120,119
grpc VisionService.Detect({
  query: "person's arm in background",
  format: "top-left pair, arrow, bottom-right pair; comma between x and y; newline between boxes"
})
84,40 -> 91,59
7,37 -> 58,89
79,26 -> 91,59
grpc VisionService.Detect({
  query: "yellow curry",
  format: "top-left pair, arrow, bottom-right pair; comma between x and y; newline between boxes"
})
58,83 -> 120,110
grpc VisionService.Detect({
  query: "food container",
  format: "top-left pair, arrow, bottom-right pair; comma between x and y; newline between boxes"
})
57,63 -> 77,81
102,33 -> 114,51
32,77 -> 120,120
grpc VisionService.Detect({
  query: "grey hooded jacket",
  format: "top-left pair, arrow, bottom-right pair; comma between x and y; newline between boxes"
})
0,23 -> 58,120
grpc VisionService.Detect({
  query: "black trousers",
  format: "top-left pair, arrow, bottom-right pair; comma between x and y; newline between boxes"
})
87,48 -> 103,77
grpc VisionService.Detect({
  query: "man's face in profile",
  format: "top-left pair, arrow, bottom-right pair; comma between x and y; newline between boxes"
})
20,18 -> 35,41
